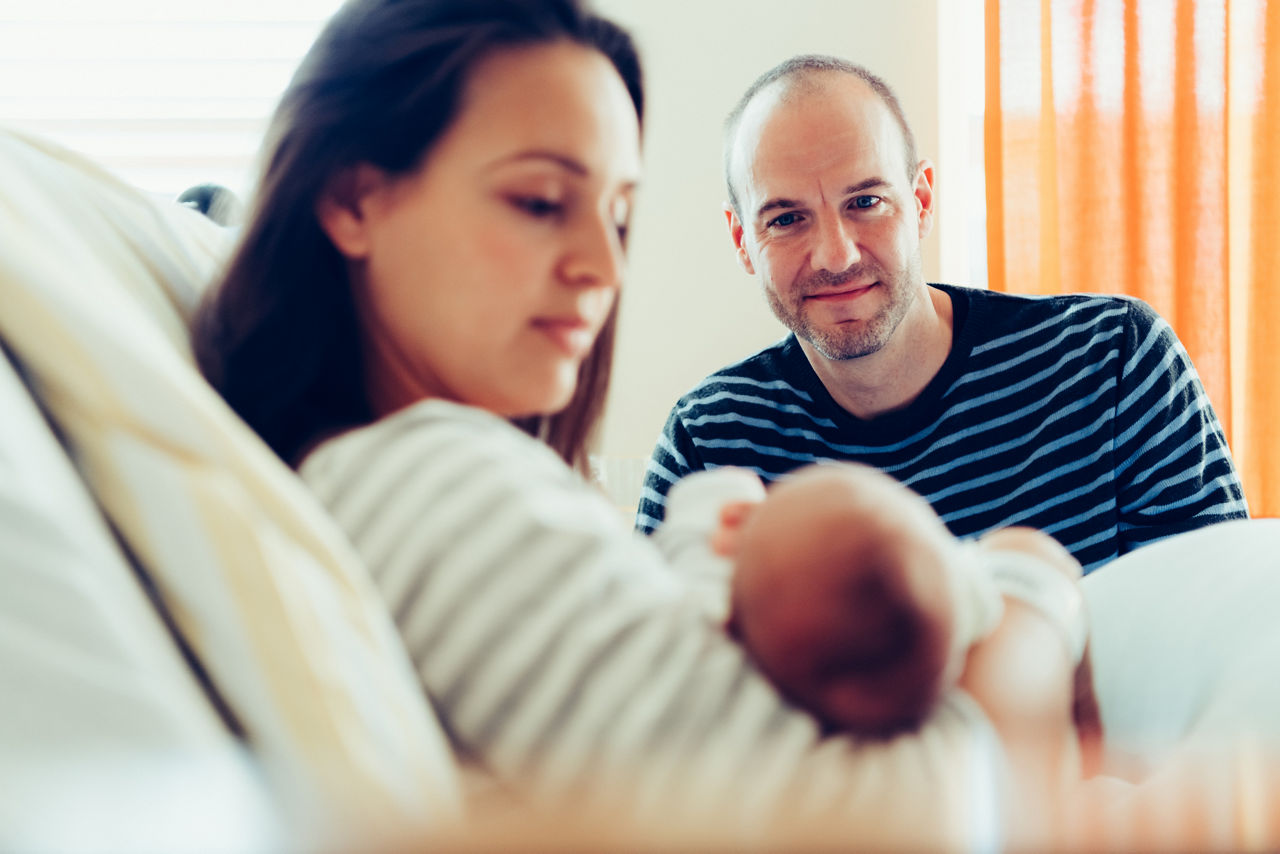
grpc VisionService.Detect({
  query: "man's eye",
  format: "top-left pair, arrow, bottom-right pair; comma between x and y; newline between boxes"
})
851,195 -> 882,210
768,211 -> 802,228
513,196 -> 563,218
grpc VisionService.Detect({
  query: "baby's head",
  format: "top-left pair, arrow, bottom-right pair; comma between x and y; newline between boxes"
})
727,462 -> 963,735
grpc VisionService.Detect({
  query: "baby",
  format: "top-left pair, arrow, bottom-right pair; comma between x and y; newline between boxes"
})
654,462 -> 1095,750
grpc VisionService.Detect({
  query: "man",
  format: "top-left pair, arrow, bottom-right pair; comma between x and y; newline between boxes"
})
637,55 -> 1247,573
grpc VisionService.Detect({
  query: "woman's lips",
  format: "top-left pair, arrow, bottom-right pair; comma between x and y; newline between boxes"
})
533,318 -> 595,357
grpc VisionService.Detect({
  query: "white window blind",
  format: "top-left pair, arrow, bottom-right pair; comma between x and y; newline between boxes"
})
0,1 -> 344,203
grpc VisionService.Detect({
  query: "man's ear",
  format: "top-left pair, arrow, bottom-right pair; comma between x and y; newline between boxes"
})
913,158 -> 936,240
315,163 -> 389,260
724,203 -> 756,275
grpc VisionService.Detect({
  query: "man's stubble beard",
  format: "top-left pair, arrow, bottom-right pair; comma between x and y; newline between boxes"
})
764,257 -> 922,362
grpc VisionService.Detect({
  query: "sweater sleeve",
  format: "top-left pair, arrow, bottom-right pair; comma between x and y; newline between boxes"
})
1112,299 -> 1249,553
635,400 -> 703,534
301,403 -> 1004,847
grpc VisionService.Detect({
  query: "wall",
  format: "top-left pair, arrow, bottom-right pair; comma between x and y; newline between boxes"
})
588,0 -> 972,504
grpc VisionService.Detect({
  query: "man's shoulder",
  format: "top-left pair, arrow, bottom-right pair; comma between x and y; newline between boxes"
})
959,284 -> 1140,314
709,334 -> 795,374
953,286 -> 1152,340
670,332 -> 808,414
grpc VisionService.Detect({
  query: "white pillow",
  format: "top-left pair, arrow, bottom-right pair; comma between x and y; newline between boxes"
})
0,346 -> 234,753
0,127 -> 461,829
1085,519 -> 1280,771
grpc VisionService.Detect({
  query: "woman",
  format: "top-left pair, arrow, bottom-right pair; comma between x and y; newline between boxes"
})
194,0 -> 1074,844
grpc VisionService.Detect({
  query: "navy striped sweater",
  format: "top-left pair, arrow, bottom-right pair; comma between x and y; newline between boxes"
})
637,285 -> 1248,573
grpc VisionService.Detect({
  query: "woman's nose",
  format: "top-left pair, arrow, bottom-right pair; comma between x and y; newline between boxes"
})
560,212 -> 625,290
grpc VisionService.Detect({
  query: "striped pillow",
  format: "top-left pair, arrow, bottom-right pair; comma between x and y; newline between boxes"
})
0,127 -> 461,829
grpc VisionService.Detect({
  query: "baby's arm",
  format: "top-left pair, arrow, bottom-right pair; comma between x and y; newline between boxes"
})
957,529 -> 1094,806
975,529 -> 1102,775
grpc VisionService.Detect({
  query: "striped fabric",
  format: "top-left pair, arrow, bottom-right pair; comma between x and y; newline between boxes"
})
0,127 -> 460,829
301,399 -> 1003,846
637,285 -> 1248,573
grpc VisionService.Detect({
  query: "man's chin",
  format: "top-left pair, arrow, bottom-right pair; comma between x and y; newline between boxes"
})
769,299 -> 892,361
802,329 -> 890,362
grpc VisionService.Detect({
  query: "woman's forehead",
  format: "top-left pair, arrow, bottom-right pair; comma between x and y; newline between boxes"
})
441,41 -> 641,181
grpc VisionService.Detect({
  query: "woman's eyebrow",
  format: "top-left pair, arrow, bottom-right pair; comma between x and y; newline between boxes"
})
490,150 -> 640,192
492,150 -> 588,175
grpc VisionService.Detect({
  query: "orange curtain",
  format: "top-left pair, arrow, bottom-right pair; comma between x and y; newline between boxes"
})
986,0 -> 1280,516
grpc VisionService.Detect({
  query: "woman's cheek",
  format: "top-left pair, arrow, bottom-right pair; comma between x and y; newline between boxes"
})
483,224 -> 555,285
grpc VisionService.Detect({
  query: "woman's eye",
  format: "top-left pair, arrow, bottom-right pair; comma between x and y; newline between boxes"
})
851,195 -> 882,210
767,211 -> 801,229
512,196 -> 563,218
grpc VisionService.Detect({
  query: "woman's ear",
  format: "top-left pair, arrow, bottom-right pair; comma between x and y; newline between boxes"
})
315,163 -> 389,259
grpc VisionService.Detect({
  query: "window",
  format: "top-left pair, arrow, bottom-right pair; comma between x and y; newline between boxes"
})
0,1 -> 342,202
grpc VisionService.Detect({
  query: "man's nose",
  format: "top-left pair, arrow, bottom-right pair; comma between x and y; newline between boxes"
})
810,216 -> 861,273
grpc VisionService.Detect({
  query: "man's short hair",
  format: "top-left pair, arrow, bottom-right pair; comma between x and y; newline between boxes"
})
724,55 -> 919,219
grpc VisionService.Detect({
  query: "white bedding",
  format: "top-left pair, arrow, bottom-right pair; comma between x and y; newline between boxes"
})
1084,518 -> 1280,773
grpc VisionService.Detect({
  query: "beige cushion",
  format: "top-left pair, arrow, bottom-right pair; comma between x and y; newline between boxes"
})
0,127 -> 461,828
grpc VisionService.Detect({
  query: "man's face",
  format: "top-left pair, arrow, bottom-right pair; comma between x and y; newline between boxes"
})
726,75 -> 934,362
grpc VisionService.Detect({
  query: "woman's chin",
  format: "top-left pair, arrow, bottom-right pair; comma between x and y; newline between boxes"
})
538,369 -> 582,414
488,378 -> 578,420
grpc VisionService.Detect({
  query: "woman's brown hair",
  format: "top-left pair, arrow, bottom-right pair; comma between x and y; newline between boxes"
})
193,0 -> 643,475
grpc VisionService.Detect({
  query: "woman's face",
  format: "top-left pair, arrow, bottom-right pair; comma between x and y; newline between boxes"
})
325,40 -> 641,418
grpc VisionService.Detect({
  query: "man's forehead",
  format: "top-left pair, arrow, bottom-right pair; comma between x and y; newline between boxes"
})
729,74 -> 900,211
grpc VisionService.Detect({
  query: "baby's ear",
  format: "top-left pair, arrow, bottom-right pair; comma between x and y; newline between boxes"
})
724,608 -> 742,641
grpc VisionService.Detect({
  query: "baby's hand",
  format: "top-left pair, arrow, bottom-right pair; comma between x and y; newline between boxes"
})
710,500 -> 759,557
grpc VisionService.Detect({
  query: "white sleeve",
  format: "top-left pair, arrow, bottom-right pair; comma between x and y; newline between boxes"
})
944,542 -> 1087,685
979,548 -> 1086,665
302,403 -> 1006,849
650,468 -> 766,620
943,543 -> 1007,682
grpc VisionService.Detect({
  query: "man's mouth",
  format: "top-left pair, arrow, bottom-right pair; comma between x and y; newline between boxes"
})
804,282 -> 879,303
